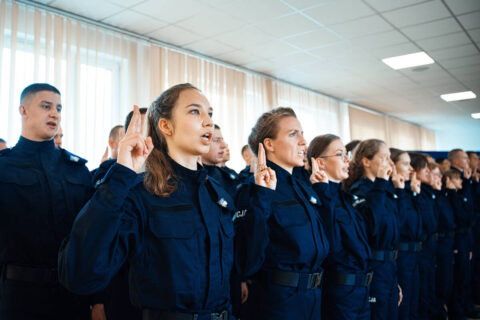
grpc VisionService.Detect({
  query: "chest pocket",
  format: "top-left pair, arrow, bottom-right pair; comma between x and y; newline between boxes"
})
149,204 -> 197,239
273,199 -> 309,227
219,211 -> 235,238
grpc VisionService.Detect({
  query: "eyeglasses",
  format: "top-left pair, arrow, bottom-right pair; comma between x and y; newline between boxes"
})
212,137 -> 224,144
319,151 -> 352,161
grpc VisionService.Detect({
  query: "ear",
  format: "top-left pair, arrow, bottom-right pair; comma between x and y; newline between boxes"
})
263,138 -> 274,153
316,157 -> 326,170
19,105 -> 27,118
108,139 -> 114,149
158,118 -> 173,136
361,157 -> 370,168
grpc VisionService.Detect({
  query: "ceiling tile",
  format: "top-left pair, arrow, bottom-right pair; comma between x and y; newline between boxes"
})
102,10 -> 167,34
329,15 -> 393,39
217,0 -> 294,23
49,0 -> 124,20
368,42 -> 420,59
363,0 -> 431,12
458,11 -> 480,30
401,18 -> 462,40
439,54 -> 480,68
351,30 -> 409,49
214,50 -> 261,66
443,0 -> 480,15
132,0 -> 205,24
304,0 -> 374,26
282,0 -> 333,10
285,29 -> 343,50
382,1 -> 451,28
148,25 -> 203,46
416,32 -> 472,51
212,26 -> 275,48
179,10 -> 246,38
107,0 -> 145,8
270,52 -> 321,67
308,41 -> 353,59
183,39 -> 236,57
468,28 -> 480,42
429,44 -> 479,61
255,14 -> 320,38
245,40 -> 299,59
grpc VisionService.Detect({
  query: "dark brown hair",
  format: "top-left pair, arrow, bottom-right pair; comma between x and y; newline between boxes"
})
144,83 -> 199,197
409,152 -> 428,171
345,140 -> 361,153
248,107 -> 296,156
307,134 -> 340,169
343,139 -> 385,190
442,169 -> 460,187
428,162 -> 440,172
390,148 -> 407,164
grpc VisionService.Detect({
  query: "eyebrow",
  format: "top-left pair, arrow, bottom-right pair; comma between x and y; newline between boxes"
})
185,104 -> 202,108
40,100 -> 62,108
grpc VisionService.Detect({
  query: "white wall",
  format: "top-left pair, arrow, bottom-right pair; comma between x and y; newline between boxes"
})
435,123 -> 480,151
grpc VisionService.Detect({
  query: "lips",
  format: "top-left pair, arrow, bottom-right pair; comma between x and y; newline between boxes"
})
201,131 -> 213,144
47,121 -> 57,129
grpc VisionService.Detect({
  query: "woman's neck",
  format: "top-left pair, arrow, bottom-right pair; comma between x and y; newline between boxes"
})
168,147 -> 198,170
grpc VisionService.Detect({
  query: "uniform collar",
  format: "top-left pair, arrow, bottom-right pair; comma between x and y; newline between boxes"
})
266,160 -> 295,183
15,136 -> 56,154
169,156 -> 206,185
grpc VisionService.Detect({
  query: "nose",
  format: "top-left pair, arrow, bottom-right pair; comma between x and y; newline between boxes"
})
202,113 -> 213,128
298,133 -> 307,146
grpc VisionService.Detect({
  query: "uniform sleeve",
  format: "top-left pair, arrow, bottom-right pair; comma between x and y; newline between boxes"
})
58,163 -> 144,295
312,183 -> 339,253
234,182 -> 275,278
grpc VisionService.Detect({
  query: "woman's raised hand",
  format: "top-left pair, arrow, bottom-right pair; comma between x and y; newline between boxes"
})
310,157 -> 328,184
391,165 -> 405,189
410,172 -> 421,194
117,105 -> 154,172
254,143 -> 277,190
377,156 -> 392,181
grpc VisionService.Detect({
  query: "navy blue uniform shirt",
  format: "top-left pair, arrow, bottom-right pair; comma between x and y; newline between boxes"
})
235,161 -> 331,277
204,164 -> 239,198
237,166 -> 253,185
397,181 -> 423,242
313,181 -> 371,273
434,189 -> 456,234
0,136 -> 93,267
349,178 -> 399,251
59,158 -> 236,313
415,184 -> 439,239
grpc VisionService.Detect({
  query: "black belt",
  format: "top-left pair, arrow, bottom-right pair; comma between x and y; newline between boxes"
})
371,249 -> 398,262
267,269 -> 323,290
398,242 -> 422,252
335,271 -> 373,287
438,231 -> 455,239
142,310 -> 228,320
429,233 -> 439,241
2,264 -> 57,283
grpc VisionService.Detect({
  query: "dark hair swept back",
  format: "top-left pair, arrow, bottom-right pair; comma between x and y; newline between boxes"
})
248,107 -> 296,156
306,134 -> 340,169
144,83 -> 200,197
409,152 -> 428,171
343,139 -> 386,190
390,148 -> 407,164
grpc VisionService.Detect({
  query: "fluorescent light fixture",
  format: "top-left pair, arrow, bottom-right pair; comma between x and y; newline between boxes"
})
440,91 -> 476,102
382,52 -> 434,70
472,113 -> 480,119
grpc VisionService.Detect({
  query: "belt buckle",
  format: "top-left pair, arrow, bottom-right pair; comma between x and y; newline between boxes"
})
211,310 -> 228,320
311,272 -> 323,289
365,272 -> 374,286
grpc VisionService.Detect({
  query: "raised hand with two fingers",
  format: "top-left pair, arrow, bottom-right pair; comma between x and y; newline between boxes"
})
410,172 -> 421,194
391,165 -> 405,189
117,105 -> 154,172
377,156 -> 392,181
254,143 -> 277,190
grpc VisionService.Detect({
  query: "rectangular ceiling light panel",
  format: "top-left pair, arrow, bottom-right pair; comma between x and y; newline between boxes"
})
472,113 -> 480,119
441,91 -> 476,102
382,51 -> 435,70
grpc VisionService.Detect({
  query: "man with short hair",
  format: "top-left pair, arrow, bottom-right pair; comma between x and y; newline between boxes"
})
0,138 -> 6,150
0,83 -> 93,319
467,151 -> 480,305
201,124 -> 238,197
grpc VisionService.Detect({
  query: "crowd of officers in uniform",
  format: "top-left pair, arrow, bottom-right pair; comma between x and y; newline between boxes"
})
0,82 -> 479,320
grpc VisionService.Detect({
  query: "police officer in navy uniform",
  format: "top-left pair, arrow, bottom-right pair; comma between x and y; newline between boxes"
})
447,149 -> 479,320
59,83 -> 236,320
389,148 -> 422,320
308,134 -> 372,320
344,139 -> 401,320
235,107 -> 331,320
238,145 -> 255,185
0,83 -> 92,319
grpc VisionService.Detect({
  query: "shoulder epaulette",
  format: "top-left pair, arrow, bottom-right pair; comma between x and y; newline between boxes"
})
61,149 -> 87,165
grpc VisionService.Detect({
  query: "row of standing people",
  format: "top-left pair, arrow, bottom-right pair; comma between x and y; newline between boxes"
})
0,82 -> 479,320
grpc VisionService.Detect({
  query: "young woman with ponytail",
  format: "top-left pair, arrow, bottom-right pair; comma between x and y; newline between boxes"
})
58,83 -> 238,319
307,134 -> 372,320
389,148 -> 422,320
344,139 -> 402,320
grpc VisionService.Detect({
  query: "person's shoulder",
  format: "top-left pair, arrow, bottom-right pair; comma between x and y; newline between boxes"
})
0,148 -> 12,160
60,148 -> 88,166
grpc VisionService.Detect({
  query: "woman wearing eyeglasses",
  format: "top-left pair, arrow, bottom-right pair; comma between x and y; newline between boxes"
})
235,107 -> 332,320
307,134 -> 372,320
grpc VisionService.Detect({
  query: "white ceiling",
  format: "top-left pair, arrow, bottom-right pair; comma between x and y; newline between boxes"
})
30,0 -> 480,132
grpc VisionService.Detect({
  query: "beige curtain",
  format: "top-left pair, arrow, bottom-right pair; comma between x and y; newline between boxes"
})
0,0 -> 436,171
349,106 -> 437,151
